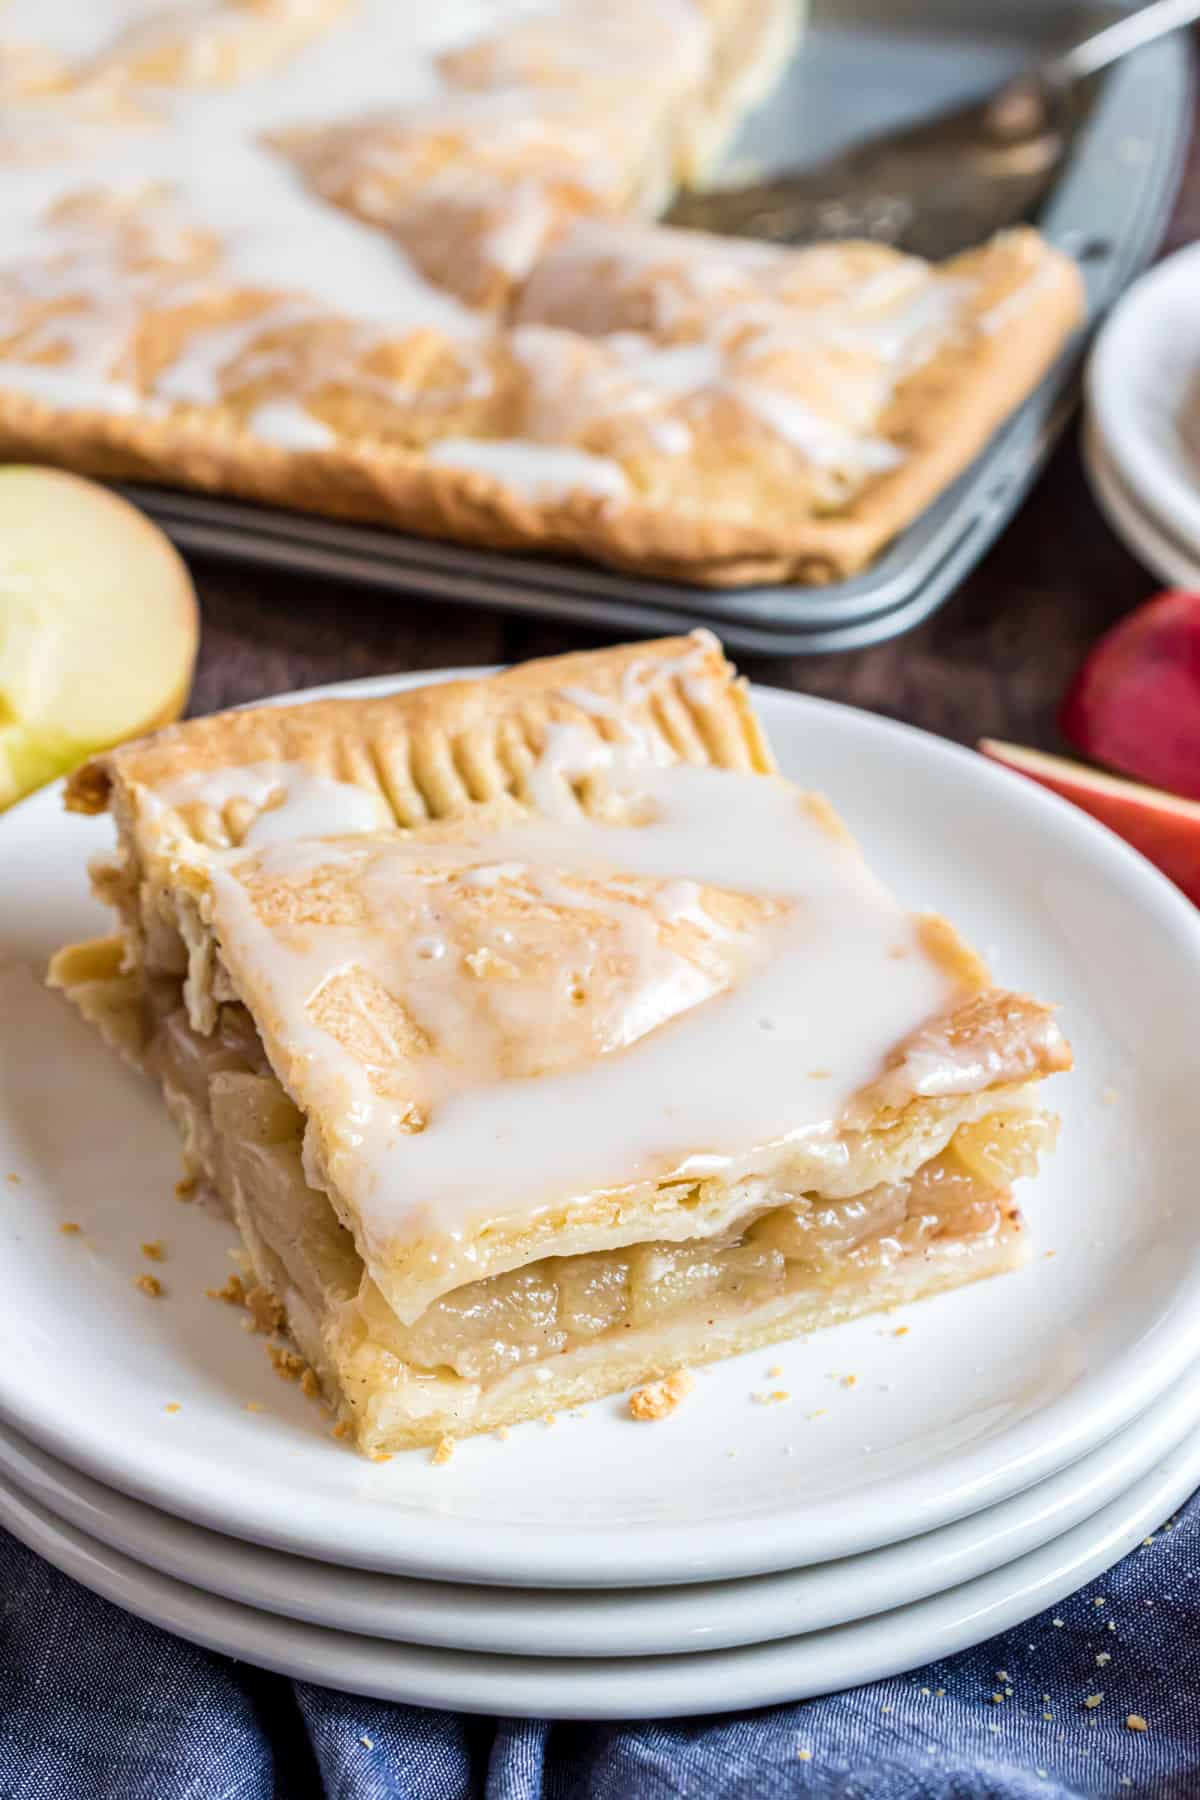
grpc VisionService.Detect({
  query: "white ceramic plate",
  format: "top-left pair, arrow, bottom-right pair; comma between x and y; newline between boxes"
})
1082,419 -> 1200,589
1088,240 -> 1200,561
4,673 -> 1200,1586
4,1359 -> 1199,1659
3,1432 -> 1198,1719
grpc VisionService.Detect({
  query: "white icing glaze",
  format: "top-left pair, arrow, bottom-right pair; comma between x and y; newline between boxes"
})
149,760 -> 392,846
425,437 -> 629,501
248,397 -> 336,451
204,738 -> 964,1261
151,304 -> 321,407
0,0 -> 169,61
735,384 -> 904,473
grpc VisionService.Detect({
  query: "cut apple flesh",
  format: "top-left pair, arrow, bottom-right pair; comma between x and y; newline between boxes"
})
0,467 -> 198,809
979,738 -> 1200,908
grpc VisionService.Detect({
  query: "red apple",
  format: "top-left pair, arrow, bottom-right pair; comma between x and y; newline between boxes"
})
979,739 -> 1200,908
1059,589 -> 1200,799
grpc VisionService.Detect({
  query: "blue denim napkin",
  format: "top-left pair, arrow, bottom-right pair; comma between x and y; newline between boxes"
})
2,1488 -> 1197,1800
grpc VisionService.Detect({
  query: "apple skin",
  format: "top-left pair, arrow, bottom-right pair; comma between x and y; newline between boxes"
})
1059,589 -> 1200,800
980,739 -> 1200,908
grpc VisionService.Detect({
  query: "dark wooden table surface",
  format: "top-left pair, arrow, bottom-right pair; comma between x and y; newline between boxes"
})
186,114 -> 1199,746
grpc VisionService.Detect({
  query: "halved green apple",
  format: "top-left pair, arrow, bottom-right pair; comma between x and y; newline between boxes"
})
0,468 -> 198,809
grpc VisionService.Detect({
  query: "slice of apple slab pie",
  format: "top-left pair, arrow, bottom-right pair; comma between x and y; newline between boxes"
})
49,633 -> 1071,1454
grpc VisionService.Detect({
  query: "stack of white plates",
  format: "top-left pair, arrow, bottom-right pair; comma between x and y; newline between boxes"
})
1085,241 -> 1200,588
4,677 -> 1200,1719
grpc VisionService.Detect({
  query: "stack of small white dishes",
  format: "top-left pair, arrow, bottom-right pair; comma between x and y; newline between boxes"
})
4,675 -> 1200,1719
1085,240 -> 1200,587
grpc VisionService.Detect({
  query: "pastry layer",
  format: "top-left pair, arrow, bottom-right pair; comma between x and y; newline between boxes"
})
62,635 -> 1070,1326
49,935 -> 1054,1451
52,636 -> 1072,1452
0,3 -> 1085,586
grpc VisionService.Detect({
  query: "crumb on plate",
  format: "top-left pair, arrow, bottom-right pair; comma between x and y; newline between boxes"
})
135,1274 -> 163,1298
245,1283 -> 286,1334
59,1221 -> 81,1235
267,1343 -> 306,1382
206,1272 -> 245,1307
141,1240 -> 165,1261
629,1370 -> 694,1421
432,1436 -> 455,1465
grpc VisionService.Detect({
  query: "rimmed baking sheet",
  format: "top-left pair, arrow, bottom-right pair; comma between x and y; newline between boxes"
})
118,2 -> 1193,653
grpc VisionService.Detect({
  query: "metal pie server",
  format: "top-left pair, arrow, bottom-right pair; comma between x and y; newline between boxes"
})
664,0 -> 1200,257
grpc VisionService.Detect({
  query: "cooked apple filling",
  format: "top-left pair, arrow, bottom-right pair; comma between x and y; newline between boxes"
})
153,994 -> 1052,1391
354,1127 -> 1049,1383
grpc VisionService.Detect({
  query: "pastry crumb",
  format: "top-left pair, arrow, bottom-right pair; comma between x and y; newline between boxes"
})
1127,1714 -> 1148,1732
300,1368 -> 321,1401
332,1421 -> 351,1440
1084,1694 -> 1102,1710
245,1283 -> 286,1334
359,1735 -> 374,1749
797,1748 -> 811,1761
369,1450 -> 393,1464
629,1370 -> 694,1420
842,1373 -> 857,1388
141,1240 -> 165,1261
245,1402 -> 263,1413
893,1325 -> 909,1337
267,1344 -> 306,1382
174,1175 -> 197,1201
59,1221 -> 81,1235
5,1172 -> 20,1185
164,1402 -> 181,1414
1096,1652 -> 1111,1667
767,1365 -> 783,1378
495,1425 -> 510,1441
431,1435 -> 455,1465
135,1274 -> 163,1298
206,1272 -> 245,1306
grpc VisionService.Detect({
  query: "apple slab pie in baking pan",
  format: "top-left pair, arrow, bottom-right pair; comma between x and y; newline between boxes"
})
0,0 -> 1093,596
50,634 -> 1071,1455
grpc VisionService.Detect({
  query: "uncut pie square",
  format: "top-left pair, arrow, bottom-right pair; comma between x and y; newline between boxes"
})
50,634 -> 1071,1452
